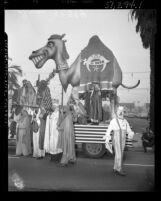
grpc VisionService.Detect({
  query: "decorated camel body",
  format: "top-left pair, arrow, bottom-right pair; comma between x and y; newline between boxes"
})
29,34 -> 140,118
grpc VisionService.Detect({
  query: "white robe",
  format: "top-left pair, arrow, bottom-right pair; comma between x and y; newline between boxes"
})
44,109 -> 62,155
32,109 -> 45,157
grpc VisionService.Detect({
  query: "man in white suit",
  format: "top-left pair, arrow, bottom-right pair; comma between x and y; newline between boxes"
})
103,106 -> 134,176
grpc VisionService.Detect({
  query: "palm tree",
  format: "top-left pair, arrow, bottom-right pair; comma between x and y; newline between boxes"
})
8,57 -> 22,90
130,9 -> 156,132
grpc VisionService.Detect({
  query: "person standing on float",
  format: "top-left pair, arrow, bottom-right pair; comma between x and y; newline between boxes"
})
90,83 -> 102,124
103,106 -> 134,176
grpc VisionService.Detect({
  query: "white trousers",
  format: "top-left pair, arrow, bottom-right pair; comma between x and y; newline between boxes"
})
112,131 -> 126,172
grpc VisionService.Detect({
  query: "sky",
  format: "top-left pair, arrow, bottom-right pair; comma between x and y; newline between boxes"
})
5,10 -> 150,105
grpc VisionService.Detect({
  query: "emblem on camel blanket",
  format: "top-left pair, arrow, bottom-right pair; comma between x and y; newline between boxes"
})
83,54 -> 110,72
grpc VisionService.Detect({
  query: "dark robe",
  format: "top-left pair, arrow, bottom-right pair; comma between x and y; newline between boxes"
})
10,121 -> 17,137
90,89 -> 102,123
84,91 -> 91,120
39,112 -> 48,150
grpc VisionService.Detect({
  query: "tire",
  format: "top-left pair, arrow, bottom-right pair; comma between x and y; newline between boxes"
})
82,143 -> 106,158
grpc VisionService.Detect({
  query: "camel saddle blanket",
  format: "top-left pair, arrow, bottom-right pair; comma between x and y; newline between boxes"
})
79,35 -> 121,93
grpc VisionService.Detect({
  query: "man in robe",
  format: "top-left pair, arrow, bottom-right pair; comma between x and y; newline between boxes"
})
32,108 -> 45,159
84,86 -> 91,122
16,110 -> 32,156
38,107 -> 48,159
44,103 -> 62,161
57,105 -> 76,167
10,118 -> 17,138
103,106 -> 134,176
102,97 -> 111,123
68,94 -> 87,124
17,79 -> 28,106
90,83 -> 102,124
23,107 -> 34,154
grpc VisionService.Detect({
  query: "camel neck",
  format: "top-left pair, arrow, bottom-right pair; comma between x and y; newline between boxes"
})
55,51 -> 68,69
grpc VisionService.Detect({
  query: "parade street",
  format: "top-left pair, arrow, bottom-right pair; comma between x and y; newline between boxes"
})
8,147 -> 154,191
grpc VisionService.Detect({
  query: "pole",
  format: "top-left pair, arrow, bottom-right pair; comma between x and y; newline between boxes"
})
36,74 -> 40,87
12,104 -> 39,108
61,86 -> 63,106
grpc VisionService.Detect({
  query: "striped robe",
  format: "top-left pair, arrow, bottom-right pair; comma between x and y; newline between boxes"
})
40,87 -> 52,112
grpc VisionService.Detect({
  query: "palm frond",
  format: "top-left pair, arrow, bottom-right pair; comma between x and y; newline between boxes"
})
130,9 -> 156,49
8,71 -> 21,89
8,65 -> 22,76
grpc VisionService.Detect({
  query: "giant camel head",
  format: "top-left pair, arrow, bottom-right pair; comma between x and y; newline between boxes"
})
29,34 -> 69,70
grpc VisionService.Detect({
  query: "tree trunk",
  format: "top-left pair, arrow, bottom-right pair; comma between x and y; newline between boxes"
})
150,40 -> 155,133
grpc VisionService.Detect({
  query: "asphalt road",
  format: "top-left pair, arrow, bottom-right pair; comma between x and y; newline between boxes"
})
8,146 -> 154,192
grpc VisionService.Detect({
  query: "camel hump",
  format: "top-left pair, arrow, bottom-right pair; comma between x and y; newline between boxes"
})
88,35 -> 100,43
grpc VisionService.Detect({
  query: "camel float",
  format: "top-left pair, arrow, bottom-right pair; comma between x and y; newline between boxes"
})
29,34 -> 140,117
